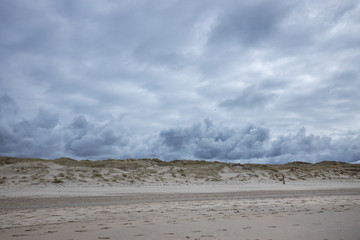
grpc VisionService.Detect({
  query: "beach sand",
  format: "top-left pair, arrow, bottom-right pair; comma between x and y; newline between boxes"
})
1,183 -> 360,240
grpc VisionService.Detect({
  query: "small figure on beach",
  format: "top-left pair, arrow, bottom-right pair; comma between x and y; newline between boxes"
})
282,174 -> 285,184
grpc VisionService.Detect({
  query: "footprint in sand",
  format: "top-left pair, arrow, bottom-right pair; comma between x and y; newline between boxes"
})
98,237 -> 111,239
133,234 -> 144,237
12,234 -> 29,237
24,228 -> 37,232
74,230 -> 88,232
217,229 -> 228,231
47,230 -> 58,233
242,227 -> 252,229
267,226 -> 277,228
101,227 -> 111,229
167,220 -> 177,224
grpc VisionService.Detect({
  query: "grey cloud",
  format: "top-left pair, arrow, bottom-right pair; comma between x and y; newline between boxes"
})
52,0 -> 84,19
210,1 -> 289,46
0,1 -> 62,57
268,128 -> 332,157
71,115 -> 89,129
277,69 -> 360,131
0,123 -> 17,153
159,120 -> 270,160
331,133 -> 360,163
0,94 -> 18,117
0,97 -> 128,159
219,86 -> 274,110
65,117 -> 128,158
68,115 -> 89,141
264,128 -> 360,164
65,131 -> 124,158
0,118 -> 62,158
0,101 -> 359,163
33,108 -> 59,129
160,128 -> 191,151
195,125 -> 270,160
160,122 -> 205,151
158,120 -> 360,163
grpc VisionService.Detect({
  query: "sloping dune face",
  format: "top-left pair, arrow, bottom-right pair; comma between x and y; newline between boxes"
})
1,157 -> 359,187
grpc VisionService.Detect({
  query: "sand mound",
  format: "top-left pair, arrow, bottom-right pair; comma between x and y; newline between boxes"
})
1,156 -> 359,188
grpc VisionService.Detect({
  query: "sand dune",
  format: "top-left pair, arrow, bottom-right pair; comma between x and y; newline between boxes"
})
1,156 -> 359,188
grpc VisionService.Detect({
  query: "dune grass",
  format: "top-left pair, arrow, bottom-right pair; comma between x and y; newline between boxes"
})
0,156 -> 359,186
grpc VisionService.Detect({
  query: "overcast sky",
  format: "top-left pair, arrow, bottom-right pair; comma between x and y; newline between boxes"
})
1,0 -> 360,163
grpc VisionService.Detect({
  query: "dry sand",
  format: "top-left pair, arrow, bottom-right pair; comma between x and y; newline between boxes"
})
1,158 -> 360,239
1,183 -> 360,240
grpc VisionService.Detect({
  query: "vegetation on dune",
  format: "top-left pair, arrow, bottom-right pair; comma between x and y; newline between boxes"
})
0,156 -> 48,165
0,156 -> 359,186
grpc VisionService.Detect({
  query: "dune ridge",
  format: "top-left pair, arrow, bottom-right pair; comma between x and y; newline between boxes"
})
1,156 -> 359,188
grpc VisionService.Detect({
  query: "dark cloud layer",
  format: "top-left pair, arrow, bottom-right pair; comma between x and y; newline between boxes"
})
159,120 -> 360,163
219,86 -> 274,109
0,96 -> 359,163
210,1 -> 290,46
1,0 -> 359,163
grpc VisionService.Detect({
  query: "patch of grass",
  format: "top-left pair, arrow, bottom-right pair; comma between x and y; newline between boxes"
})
0,156 -> 47,166
0,177 -> 6,184
92,172 -> 103,178
206,177 -> 221,181
53,157 -> 83,167
79,173 -> 87,178
31,174 -> 40,180
177,169 -> 187,177
147,169 -> 157,174
111,175 -> 121,182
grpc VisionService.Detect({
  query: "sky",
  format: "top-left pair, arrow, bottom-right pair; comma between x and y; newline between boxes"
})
1,0 -> 360,163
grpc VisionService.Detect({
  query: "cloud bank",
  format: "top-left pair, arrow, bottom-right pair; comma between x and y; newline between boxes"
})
1,95 -> 359,163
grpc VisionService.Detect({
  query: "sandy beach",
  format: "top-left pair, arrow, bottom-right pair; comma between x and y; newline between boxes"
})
1,157 -> 360,239
1,182 -> 360,240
